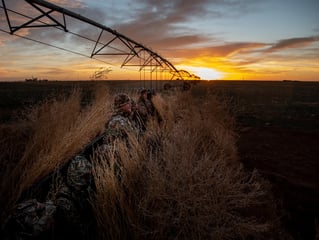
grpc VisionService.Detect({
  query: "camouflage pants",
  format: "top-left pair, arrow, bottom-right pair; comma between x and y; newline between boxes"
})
1,199 -> 56,240
55,184 -> 95,240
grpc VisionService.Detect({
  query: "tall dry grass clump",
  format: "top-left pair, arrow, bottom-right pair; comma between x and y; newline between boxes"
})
92,135 -> 145,240
1,85 -> 111,221
92,91 -> 282,239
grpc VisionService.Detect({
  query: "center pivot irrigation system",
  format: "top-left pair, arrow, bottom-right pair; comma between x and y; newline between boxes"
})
1,0 -> 200,89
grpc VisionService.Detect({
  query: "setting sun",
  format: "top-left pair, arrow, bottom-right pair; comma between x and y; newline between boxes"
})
179,66 -> 223,80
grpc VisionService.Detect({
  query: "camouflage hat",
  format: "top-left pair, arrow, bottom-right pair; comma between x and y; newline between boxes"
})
67,155 -> 92,190
113,93 -> 131,109
139,88 -> 147,94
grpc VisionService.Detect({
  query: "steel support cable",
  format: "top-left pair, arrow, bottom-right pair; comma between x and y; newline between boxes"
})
0,5 -> 132,57
0,27 -> 114,66
0,28 -> 144,76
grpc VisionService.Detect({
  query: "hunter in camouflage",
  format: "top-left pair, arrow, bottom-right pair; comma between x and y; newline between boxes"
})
103,93 -> 138,144
55,154 -> 95,239
2,199 -> 56,239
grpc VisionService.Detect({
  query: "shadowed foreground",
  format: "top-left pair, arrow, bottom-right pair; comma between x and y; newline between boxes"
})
238,127 -> 319,240
0,86 -> 291,239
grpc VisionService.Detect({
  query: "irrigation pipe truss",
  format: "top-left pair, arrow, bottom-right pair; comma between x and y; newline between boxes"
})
1,0 -> 200,80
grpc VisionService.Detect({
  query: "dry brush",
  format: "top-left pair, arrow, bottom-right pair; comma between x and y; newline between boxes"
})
0,87 -> 288,239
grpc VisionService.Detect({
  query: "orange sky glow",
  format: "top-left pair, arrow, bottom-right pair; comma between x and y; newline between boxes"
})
0,0 -> 318,81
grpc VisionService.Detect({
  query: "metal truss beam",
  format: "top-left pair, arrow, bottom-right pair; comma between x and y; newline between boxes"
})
1,0 -> 200,80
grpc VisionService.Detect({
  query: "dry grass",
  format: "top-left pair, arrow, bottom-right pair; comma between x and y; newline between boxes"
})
0,85 -> 111,221
0,87 -> 289,239
91,91 -> 286,239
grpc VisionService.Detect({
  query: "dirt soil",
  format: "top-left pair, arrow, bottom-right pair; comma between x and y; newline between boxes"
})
237,126 -> 319,240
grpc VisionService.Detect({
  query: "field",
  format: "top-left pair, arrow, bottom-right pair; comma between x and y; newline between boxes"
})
206,81 -> 319,240
0,80 -> 318,239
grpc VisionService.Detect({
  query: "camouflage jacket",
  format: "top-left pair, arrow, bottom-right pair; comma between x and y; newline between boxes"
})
2,199 -> 56,239
55,155 -> 94,238
103,110 -> 138,143
137,98 -> 162,127
137,98 -> 151,119
130,110 -> 146,133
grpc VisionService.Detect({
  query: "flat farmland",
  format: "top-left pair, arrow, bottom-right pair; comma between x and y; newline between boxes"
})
204,80 -> 319,240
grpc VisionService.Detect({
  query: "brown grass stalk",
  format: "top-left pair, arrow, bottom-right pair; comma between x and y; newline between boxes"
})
5,86 -> 111,210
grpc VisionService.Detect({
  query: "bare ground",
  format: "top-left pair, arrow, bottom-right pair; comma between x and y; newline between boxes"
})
237,126 -> 319,240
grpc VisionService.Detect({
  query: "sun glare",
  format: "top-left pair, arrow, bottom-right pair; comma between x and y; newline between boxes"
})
180,66 -> 222,80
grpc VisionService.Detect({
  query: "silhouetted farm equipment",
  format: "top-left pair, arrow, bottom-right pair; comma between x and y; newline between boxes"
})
1,0 -> 200,82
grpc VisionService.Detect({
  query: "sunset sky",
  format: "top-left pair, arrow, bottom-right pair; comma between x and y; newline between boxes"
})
0,0 -> 319,81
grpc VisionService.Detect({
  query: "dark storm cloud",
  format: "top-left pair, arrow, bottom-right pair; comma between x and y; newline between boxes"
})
265,36 -> 319,53
218,37 -> 319,67
1,0 -> 262,54
163,42 -> 267,59
136,0 -> 257,22
111,0 -> 260,47
150,35 -> 212,49
207,42 -> 267,57
231,46 -> 319,68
